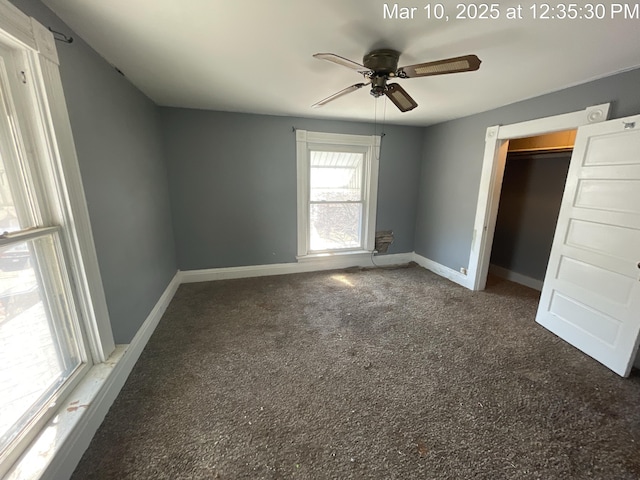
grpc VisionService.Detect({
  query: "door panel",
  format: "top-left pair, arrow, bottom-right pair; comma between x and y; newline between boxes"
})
566,219 -> 640,263
574,179 -> 640,213
536,115 -> 640,377
584,131 -> 640,165
556,256 -> 633,305
548,291 -> 620,345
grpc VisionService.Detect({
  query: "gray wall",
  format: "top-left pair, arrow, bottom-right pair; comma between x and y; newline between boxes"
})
12,2 -> 640,345
490,151 -> 570,281
160,109 -> 423,270
415,67 -> 640,272
10,1 -> 177,343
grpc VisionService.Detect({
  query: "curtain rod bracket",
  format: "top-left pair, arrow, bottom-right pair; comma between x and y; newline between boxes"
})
48,27 -> 73,44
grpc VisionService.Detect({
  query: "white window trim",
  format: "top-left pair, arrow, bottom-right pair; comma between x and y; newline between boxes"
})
0,2 -> 114,361
296,129 -> 380,260
0,1 -> 117,477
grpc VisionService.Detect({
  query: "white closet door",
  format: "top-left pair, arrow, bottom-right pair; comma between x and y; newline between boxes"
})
536,115 -> 640,377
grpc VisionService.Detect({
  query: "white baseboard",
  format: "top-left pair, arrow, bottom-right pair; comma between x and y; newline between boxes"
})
116,272 -> 181,368
489,264 -> 543,291
15,272 -> 181,480
179,253 -> 476,292
369,252 -> 415,268
412,253 -> 474,290
179,252 -> 415,283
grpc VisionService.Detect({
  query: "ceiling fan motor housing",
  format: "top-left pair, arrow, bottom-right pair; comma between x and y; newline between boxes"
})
363,49 -> 400,74
363,49 -> 400,97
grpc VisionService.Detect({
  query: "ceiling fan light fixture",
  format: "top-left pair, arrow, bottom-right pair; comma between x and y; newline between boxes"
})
370,76 -> 387,98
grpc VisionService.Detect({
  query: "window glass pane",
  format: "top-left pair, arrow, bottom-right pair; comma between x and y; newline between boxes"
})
310,202 -> 362,251
0,73 -> 34,234
0,146 -> 29,235
0,235 -> 83,455
310,151 -> 363,202
0,158 -> 20,233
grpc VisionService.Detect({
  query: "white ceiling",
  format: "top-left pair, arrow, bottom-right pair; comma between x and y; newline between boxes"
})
42,0 -> 640,126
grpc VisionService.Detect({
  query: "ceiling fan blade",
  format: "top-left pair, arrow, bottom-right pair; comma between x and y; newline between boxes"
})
398,54 -> 481,78
384,83 -> 418,112
312,83 -> 368,108
313,53 -> 372,74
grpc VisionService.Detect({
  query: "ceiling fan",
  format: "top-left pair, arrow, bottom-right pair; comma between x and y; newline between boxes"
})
311,49 -> 481,112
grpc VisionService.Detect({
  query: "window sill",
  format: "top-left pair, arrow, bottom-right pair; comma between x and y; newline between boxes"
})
5,346 -> 126,480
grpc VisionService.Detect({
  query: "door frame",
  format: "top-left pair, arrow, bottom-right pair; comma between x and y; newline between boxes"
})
467,103 -> 611,291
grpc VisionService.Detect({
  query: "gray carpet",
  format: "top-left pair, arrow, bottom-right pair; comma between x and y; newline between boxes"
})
71,264 -> 640,479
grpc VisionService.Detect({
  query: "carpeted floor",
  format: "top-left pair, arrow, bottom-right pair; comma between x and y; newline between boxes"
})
71,264 -> 640,479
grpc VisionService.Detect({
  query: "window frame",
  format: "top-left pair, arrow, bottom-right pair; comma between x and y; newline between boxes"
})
0,7 -> 114,360
296,130 -> 380,258
0,2 -> 115,475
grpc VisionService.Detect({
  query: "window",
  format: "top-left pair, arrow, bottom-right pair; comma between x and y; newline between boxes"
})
296,130 -> 380,257
0,8 -> 114,476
